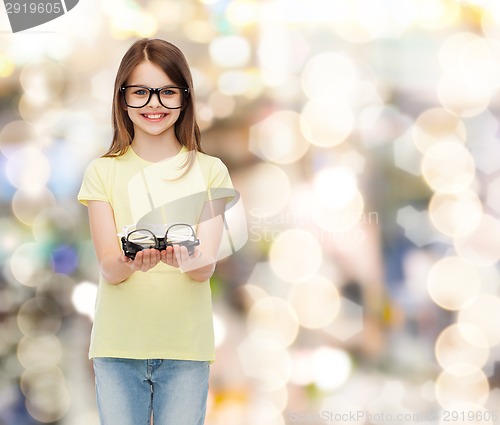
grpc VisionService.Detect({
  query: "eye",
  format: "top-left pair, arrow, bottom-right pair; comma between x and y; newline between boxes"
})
133,89 -> 149,96
160,88 -> 177,96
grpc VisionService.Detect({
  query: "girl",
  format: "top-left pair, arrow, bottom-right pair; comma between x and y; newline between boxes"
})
78,38 -> 233,425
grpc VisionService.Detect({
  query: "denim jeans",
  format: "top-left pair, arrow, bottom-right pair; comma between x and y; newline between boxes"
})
93,358 -> 210,425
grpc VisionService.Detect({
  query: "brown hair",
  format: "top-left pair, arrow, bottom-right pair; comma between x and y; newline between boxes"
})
104,38 -> 203,170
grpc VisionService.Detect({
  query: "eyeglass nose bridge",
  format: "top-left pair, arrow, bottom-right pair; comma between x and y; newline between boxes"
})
145,87 -> 163,107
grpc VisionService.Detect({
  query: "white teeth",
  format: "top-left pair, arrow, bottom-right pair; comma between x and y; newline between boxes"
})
143,114 -> 165,119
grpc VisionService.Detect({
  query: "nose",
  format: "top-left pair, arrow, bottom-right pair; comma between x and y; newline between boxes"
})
147,88 -> 162,107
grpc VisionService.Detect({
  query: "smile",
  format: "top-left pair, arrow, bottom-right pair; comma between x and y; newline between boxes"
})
142,113 -> 167,120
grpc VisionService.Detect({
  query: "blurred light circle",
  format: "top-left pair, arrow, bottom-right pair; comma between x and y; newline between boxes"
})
12,188 -> 57,226
313,166 -> 358,210
213,313 -> 227,348
210,35 -> 251,68
258,28 -> 310,87
427,256 -> 481,311
71,281 -> 98,321
238,334 -> 292,391
17,298 -> 62,337
290,350 -> 314,386
20,367 -> 65,399
18,95 -> 64,126
208,91 -> 236,119
435,324 -> 489,371
251,403 -> 284,425
91,69 -> 115,103
37,274 -> 76,317
437,73 -> 492,117
287,275 -> 340,329
439,33 -> 500,97
110,10 -> 158,38
76,239 -> 100,279
145,0 -> 192,28
414,0 -> 461,31
262,386 -> 288,416
421,141 -> 475,193
239,163 -> 291,218
435,364 -> 489,408
19,59 -> 66,105
439,32 -> 480,73
51,245 -> 79,275
312,347 -> 352,391
412,108 -> 466,154
247,296 -> 299,347
191,68 -> 214,97
301,52 -> 359,100
300,98 -> 354,147
311,190 -> 365,232
0,53 -> 15,78
182,19 -> 216,43
487,176 -> 500,214
269,229 -> 322,283
456,38 -> 500,91
334,0 -> 389,43
0,217 -> 27,262
454,214 -> 500,267
32,207 -> 77,245
226,0 -> 260,27
196,102 -> 214,132
0,120 -> 40,157
359,105 -> 411,149
481,2 -> 500,41
6,147 -> 50,191
218,70 -> 262,97
17,332 -> 62,372
10,242 -> 52,287
429,189 -> 483,237
458,294 -> 500,347
20,366 -> 70,423
249,110 -> 310,164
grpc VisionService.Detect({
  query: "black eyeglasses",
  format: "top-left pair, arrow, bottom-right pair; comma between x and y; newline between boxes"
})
120,85 -> 190,109
121,223 -> 200,260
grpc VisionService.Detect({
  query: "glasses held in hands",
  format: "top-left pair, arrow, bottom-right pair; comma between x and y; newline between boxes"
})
120,223 -> 200,260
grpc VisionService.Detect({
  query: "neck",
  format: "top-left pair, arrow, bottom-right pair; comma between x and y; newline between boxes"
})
131,133 -> 182,162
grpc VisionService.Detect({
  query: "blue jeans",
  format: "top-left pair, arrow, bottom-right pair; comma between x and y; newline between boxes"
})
93,358 -> 210,425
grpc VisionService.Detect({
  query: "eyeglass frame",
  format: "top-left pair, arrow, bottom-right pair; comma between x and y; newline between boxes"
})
120,85 -> 190,109
121,223 -> 200,259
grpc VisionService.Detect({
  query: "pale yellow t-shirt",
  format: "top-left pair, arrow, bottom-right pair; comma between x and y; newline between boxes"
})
78,146 -> 233,361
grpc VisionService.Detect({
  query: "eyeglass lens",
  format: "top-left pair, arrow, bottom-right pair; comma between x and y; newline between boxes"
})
123,86 -> 185,109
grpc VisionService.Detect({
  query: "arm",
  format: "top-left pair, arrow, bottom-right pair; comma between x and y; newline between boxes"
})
87,200 -> 161,285
161,198 -> 227,282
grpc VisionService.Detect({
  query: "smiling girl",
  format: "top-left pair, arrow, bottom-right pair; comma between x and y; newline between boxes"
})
78,38 -> 233,425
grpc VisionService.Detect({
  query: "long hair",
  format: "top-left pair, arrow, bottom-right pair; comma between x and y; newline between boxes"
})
104,38 -> 203,170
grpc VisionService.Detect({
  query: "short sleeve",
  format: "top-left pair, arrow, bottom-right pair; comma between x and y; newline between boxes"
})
207,158 -> 236,206
77,161 -> 109,206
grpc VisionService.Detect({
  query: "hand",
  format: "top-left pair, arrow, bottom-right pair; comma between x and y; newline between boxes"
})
121,248 -> 161,272
160,244 -> 201,271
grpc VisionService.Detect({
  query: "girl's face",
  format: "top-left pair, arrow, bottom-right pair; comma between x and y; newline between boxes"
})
125,61 -> 183,141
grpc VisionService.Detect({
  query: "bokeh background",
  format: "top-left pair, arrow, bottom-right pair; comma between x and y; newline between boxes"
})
2,0 -> 500,424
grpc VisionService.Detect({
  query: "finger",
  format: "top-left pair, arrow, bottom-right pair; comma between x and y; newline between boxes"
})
166,246 -> 177,267
179,245 -> 190,263
173,245 -> 183,264
141,248 -> 155,270
160,249 -> 167,263
192,246 -> 201,259
121,253 -> 133,263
